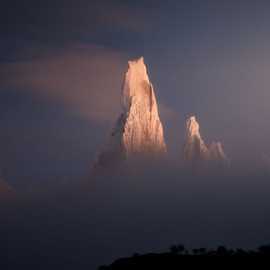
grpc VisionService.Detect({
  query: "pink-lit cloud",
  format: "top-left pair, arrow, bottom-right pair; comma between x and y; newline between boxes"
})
1,44 -> 131,124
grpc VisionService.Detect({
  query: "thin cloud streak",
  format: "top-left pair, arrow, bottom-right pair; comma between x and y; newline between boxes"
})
1,44 -> 129,123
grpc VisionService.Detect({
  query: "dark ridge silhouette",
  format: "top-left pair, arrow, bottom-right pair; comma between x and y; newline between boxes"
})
99,244 -> 270,269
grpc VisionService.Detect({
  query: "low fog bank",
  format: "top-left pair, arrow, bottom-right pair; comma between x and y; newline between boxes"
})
2,160 -> 270,269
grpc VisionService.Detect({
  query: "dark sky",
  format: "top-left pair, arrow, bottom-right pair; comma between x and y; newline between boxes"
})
1,0 -> 270,185
2,1 -> 270,268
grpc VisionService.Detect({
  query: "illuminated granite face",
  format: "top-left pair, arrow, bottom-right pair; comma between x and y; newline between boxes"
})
121,57 -> 167,156
95,57 -> 166,169
184,116 -> 227,165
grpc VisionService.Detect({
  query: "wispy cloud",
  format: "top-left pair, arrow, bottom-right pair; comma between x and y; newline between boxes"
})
1,44 -> 130,124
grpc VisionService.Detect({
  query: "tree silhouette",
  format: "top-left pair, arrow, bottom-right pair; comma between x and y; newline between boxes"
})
258,245 -> 270,255
169,244 -> 185,255
99,243 -> 270,269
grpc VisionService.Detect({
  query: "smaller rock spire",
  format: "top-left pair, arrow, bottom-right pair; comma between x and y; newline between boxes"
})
184,115 -> 227,166
184,116 -> 208,162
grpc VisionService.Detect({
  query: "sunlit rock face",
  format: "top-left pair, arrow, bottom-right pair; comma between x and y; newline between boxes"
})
122,57 -> 167,155
184,116 -> 228,166
94,57 -> 166,169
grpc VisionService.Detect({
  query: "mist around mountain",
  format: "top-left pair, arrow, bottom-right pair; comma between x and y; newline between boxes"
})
3,163 -> 270,270
1,58 -> 270,270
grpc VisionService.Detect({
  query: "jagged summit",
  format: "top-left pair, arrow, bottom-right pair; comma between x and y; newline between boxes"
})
122,57 -> 151,112
94,57 -> 167,169
121,57 -> 166,155
184,115 -> 227,166
184,116 -> 208,162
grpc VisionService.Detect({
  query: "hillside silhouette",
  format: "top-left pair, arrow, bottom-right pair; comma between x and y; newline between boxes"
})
99,244 -> 270,269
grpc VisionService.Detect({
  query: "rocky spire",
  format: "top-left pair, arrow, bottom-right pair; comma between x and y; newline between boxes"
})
184,116 -> 209,162
94,57 -> 166,168
184,116 -> 227,165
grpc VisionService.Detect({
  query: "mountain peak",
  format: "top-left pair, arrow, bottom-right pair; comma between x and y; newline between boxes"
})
184,116 -> 208,162
184,115 -> 227,166
94,57 -> 167,169
123,56 -> 150,111
128,56 -> 144,66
